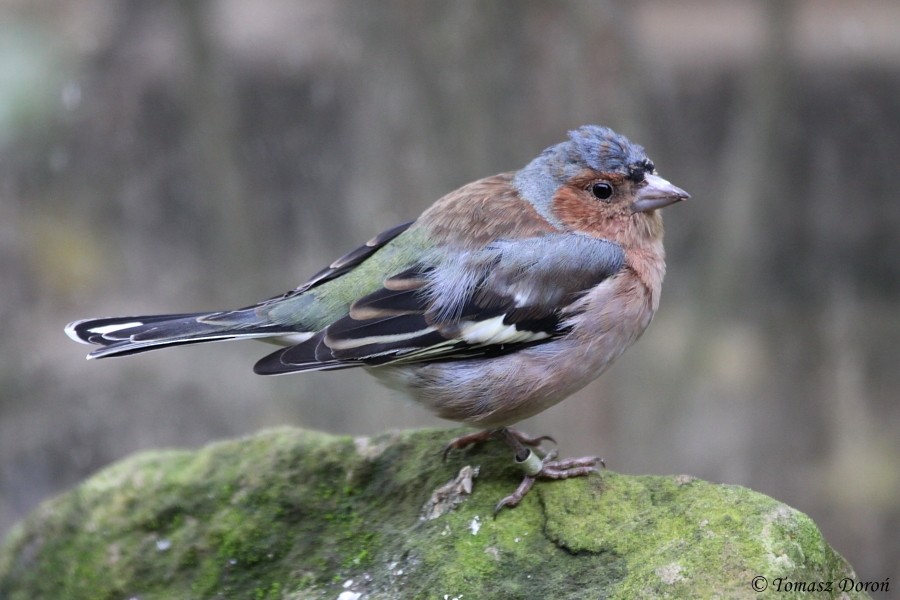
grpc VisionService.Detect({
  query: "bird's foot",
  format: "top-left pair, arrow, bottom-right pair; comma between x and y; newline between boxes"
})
441,427 -> 555,461
441,427 -> 601,514
494,449 -> 603,514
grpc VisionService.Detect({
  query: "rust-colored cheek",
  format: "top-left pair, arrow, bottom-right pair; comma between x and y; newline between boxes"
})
551,187 -> 623,238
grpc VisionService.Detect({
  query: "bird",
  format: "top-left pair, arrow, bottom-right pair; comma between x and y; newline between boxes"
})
66,125 -> 688,512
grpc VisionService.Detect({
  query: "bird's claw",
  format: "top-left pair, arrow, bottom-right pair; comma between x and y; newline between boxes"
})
442,427 -> 601,514
493,450 -> 603,515
494,475 -> 535,513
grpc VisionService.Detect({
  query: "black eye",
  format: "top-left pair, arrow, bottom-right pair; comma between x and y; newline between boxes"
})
590,182 -> 613,201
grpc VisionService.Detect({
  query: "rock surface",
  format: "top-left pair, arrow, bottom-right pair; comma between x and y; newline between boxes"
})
0,428 -> 864,599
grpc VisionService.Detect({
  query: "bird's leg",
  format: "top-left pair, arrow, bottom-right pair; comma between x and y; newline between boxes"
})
493,427 -> 603,514
441,427 -> 555,461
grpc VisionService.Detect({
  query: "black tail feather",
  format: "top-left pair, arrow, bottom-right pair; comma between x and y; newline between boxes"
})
65,312 -> 298,359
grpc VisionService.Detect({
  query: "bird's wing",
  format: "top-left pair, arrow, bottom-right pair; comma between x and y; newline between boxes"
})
210,220 -> 431,335
243,172 -> 550,334
275,221 -> 415,298
253,233 -> 625,374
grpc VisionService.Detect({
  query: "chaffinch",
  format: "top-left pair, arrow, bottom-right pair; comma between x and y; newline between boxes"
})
66,125 -> 688,511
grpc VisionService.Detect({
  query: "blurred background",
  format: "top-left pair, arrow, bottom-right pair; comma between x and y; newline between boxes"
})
1,0 -> 898,578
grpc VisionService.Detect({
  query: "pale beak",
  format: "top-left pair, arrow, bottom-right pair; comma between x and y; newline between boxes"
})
631,174 -> 690,213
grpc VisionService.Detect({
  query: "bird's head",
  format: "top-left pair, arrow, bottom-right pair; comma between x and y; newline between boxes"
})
514,125 -> 689,243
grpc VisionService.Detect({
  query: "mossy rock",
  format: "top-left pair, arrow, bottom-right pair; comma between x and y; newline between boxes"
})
0,428 -> 864,599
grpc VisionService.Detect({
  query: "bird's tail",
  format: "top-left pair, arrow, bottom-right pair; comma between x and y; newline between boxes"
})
65,310 -> 301,359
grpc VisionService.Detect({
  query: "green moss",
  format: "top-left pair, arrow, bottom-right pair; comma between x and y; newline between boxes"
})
0,428 -> 865,599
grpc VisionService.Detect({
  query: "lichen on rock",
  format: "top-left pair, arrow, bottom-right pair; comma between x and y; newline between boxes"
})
0,428 -> 864,599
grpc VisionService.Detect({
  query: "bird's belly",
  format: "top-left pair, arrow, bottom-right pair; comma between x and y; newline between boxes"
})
369,286 -> 654,427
